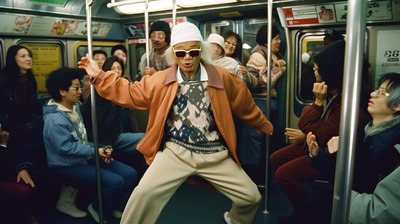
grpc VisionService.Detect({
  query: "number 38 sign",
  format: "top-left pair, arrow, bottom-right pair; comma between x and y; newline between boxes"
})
375,30 -> 400,87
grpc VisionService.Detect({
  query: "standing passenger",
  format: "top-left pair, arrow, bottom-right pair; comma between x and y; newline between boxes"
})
111,44 -> 132,81
239,24 -> 286,183
82,50 -> 108,101
78,21 -> 273,224
138,20 -> 171,78
43,68 -> 137,223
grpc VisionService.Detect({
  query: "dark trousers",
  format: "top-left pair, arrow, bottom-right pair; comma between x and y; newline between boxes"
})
270,140 -> 324,216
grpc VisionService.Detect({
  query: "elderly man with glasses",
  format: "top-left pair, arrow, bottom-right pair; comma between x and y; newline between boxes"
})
79,22 -> 273,224
138,20 -> 171,78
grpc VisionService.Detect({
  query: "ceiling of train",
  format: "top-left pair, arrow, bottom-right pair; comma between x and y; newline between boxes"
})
0,0 -> 343,22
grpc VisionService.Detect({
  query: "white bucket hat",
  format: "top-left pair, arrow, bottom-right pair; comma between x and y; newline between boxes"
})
170,22 -> 203,47
207,33 -> 225,53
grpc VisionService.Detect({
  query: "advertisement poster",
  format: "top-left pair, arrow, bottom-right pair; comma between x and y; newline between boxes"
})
27,17 -> 55,35
335,3 -> 348,22
316,4 -> 336,23
336,1 -> 392,22
0,15 -> 32,34
366,1 -> 392,20
282,6 -> 319,26
76,22 -> 112,37
375,30 -> 400,87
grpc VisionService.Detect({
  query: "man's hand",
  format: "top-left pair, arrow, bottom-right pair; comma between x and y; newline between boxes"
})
285,128 -> 306,140
78,53 -> 102,78
144,67 -> 157,76
99,146 -> 113,164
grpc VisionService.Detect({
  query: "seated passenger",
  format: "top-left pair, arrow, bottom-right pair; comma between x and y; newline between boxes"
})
0,45 -> 45,224
78,22 -> 273,224
82,50 -> 108,102
81,56 -> 146,175
206,33 -> 248,78
43,67 -> 137,223
307,72 -> 400,192
349,162 -> 400,224
270,40 -> 371,224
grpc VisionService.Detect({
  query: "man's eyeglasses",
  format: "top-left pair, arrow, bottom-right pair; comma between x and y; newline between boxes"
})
69,87 -> 82,92
173,48 -> 201,58
150,34 -> 165,40
372,88 -> 390,98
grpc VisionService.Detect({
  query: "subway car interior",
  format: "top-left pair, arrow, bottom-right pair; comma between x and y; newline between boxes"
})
1,0 -> 400,223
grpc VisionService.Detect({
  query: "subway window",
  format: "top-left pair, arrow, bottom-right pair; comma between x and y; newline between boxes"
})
204,20 -> 234,39
242,18 -> 268,66
297,35 -> 324,103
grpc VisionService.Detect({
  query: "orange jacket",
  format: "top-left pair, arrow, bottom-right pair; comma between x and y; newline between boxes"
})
91,63 -> 273,166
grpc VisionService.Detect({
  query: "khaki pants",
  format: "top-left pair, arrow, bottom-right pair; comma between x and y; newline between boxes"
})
121,142 -> 261,224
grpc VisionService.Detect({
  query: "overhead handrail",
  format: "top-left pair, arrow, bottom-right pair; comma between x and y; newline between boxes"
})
331,0 -> 367,223
86,0 -> 105,223
263,0 -> 273,214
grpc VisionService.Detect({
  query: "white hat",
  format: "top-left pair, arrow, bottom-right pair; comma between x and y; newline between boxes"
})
170,22 -> 203,47
207,33 -> 225,52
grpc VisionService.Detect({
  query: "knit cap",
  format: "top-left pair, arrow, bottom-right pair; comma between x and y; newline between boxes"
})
150,20 -> 171,37
170,22 -> 203,47
207,33 -> 225,53
312,39 -> 346,89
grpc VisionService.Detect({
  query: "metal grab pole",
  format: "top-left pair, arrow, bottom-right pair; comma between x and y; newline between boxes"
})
86,1 -> 105,224
145,0 -> 150,67
263,0 -> 273,214
331,0 -> 367,223
172,0 -> 177,26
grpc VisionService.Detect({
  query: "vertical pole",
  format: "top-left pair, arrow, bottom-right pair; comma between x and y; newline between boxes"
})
172,0 -> 177,26
263,0 -> 273,214
145,0 -> 150,66
331,0 -> 367,223
85,1 -> 104,224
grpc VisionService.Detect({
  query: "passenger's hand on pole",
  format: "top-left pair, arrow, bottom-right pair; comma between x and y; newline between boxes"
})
238,65 -> 247,75
78,53 -> 102,78
285,128 -> 306,140
327,136 -> 339,154
144,67 -> 157,76
306,132 -> 319,158
17,169 -> 35,188
313,81 -> 328,106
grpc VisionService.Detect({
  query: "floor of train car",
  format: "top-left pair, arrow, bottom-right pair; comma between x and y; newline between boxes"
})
35,176 -> 332,224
